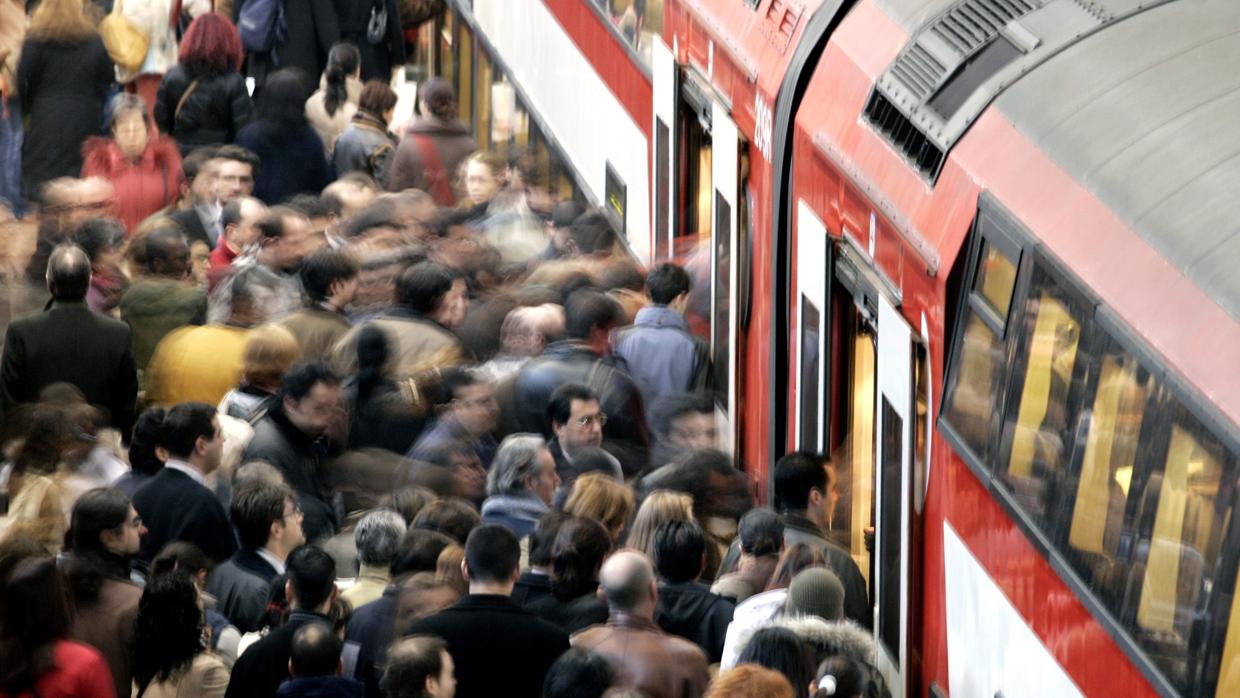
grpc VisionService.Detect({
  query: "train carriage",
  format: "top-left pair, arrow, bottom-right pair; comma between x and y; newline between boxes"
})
407,0 -> 1240,695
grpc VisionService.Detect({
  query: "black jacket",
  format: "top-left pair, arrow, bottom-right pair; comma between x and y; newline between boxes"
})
1,301 -> 138,437
132,467 -> 238,565
170,207 -> 215,250
205,547 -> 281,633
511,571 -> 553,608
337,0 -> 405,82
154,66 -> 255,154
513,341 -> 649,475
244,408 -> 338,542
275,674 -> 364,698
342,587 -> 398,698
17,36 -> 113,196
235,0 -> 339,96
526,588 -> 609,635
226,610 -> 332,698
403,594 -> 569,698
654,580 -> 736,664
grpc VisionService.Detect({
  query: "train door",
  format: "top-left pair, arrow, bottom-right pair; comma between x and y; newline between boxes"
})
652,38 -> 676,260
710,102 -> 740,450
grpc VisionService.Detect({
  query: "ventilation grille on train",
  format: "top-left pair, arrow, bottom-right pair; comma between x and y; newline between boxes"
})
863,90 -> 945,181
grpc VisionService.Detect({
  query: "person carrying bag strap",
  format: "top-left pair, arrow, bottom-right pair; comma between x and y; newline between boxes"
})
174,77 -> 201,124
408,131 -> 455,207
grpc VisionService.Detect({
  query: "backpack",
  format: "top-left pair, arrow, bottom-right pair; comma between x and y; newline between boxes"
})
237,0 -> 286,54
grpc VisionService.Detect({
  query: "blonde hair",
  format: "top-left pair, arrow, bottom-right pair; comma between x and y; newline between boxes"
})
626,490 -> 694,559
564,473 -> 634,540
242,324 -> 301,387
28,0 -> 96,42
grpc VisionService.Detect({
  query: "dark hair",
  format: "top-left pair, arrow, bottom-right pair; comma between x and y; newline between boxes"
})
767,543 -> 825,591
182,145 -> 219,181
129,407 -> 167,476
74,218 -> 125,262
546,383 -> 597,430
352,325 -> 390,407
131,570 -> 204,690
178,13 -> 243,77
529,510 -> 571,569
150,542 -> 213,579
391,529 -> 455,577
600,262 -> 646,293
213,144 -> 260,177
649,392 -> 715,439
343,200 -> 399,237
543,647 -> 616,698
300,248 -> 360,303
738,627 -> 817,698
418,77 -> 457,121
0,558 -> 73,694
68,487 -> 130,556
256,205 -> 306,242
47,244 -> 91,300
143,226 -> 190,273
564,289 -> 622,340
258,69 -> 311,131
569,212 -> 616,254
279,362 -> 341,402
396,262 -> 459,315
813,655 -> 866,698
773,452 -> 828,514
652,519 -> 705,583
463,525 -> 519,585
159,402 -> 216,460
286,193 -> 333,220
412,498 -> 481,545
286,545 -> 337,610
739,508 -> 785,557
550,517 -> 612,601
231,481 -> 295,548
323,42 -> 361,117
425,366 -> 483,410
646,262 -> 691,305
359,80 -> 398,121
220,197 -> 248,230
382,635 -> 448,698
290,622 -> 341,676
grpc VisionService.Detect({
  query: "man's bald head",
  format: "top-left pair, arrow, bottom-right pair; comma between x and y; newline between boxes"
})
47,244 -> 91,300
598,550 -> 655,614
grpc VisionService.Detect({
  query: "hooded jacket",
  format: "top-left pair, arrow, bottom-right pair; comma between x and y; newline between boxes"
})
81,135 -> 184,232
731,614 -> 891,698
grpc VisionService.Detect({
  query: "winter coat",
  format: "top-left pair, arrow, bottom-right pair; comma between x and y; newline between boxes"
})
0,640 -> 115,698
480,491 -> 549,540
571,613 -> 711,698
731,614 -> 892,698
235,121 -> 333,204
144,323 -> 249,406
385,117 -> 476,203
17,35 -> 113,197
337,0 -> 404,83
118,277 -> 207,370
333,111 -> 395,186
70,574 -> 141,698
154,65 -> 254,154
225,610 -> 334,698
81,136 -> 183,232
719,587 -> 787,669
613,305 -> 714,412
281,306 -> 351,361
275,675 -> 364,698
527,586 -> 610,635
305,75 -> 361,155
137,652 -> 230,698
513,341 -> 650,476
342,586 -> 398,698
115,0 -> 177,83
243,408 -> 339,543
234,0 -> 339,97
331,308 -> 465,379
205,547 -> 281,633
654,580 -> 736,664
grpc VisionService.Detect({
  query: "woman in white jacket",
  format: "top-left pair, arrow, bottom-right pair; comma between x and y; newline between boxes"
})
116,0 -> 180,123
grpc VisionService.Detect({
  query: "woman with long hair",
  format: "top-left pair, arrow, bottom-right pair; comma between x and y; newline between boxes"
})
305,43 -> 362,155
626,490 -> 695,560
154,13 -> 253,154
0,557 -> 115,698
333,80 -> 398,186
1,403 -> 80,553
17,0 -> 114,198
63,488 -> 145,698
564,473 -> 634,544
527,517 -> 612,634
235,68 -> 333,204
131,569 -> 229,697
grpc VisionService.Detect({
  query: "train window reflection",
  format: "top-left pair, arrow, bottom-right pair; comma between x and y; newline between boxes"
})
978,241 -> 1017,319
1001,283 -> 1084,522
943,314 -> 1005,462
800,297 -> 821,451
1217,563 -> 1240,695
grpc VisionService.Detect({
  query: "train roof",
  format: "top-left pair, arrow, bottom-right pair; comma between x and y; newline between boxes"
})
993,0 -> 1240,320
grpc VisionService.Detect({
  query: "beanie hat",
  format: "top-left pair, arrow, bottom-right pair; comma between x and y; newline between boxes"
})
785,567 -> 845,621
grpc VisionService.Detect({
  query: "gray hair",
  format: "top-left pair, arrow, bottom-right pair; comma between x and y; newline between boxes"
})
207,264 -> 289,325
486,434 -> 548,497
354,509 -> 407,566
107,92 -> 148,128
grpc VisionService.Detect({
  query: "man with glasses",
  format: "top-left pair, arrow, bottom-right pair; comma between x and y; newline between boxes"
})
170,145 -> 258,250
208,480 -> 307,632
545,383 -> 609,489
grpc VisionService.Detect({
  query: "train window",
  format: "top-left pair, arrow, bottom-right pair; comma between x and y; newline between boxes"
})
800,297 -> 821,451
475,49 -> 493,150
878,397 -> 904,662
655,118 -> 670,258
714,192 -> 731,410
1218,567 -> 1240,695
439,10 -> 455,93
941,237 -> 1019,464
998,266 -> 1089,524
457,24 -> 474,128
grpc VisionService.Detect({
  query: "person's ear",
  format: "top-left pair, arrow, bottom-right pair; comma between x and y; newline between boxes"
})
459,559 -> 470,584
511,564 -> 520,584
194,434 -> 209,456
425,674 -> 439,696
808,488 -> 823,508
288,659 -> 295,677
336,658 -> 343,676
285,579 -> 294,605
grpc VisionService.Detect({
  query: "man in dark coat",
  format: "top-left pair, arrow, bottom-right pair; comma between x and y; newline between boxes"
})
651,520 -> 735,664
132,403 -> 238,565
244,362 -> 344,544
514,289 -> 649,475
403,525 -> 569,698
207,481 -> 305,632
234,0 -> 340,97
386,78 -> 477,205
1,244 -> 138,435
717,451 -> 872,629
226,545 -> 339,698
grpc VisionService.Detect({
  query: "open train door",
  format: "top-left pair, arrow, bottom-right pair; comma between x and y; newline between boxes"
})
874,295 -> 914,697
710,102 -> 740,451
651,37 -> 676,260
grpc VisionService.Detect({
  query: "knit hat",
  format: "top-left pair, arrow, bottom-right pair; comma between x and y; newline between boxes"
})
785,567 -> 845,621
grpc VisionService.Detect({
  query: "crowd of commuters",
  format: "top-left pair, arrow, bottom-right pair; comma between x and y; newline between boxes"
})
0,2 -> 886,698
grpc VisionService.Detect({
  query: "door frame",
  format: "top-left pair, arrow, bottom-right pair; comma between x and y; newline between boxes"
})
652,37 -> 677,260
794,199 -> 829,452
710,101 -> 740,453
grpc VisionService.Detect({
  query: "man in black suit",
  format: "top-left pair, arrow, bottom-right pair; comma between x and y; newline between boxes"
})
1,244 -> 138,435
132,403 -> 238,565
226,545 -> 339,698
404,525 -> 570,698
168,146 -> 222,250
207,480 -> 305,632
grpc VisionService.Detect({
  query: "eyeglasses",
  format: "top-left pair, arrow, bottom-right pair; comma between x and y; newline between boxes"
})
283,504 -> 303,520
574,413 -> 608,428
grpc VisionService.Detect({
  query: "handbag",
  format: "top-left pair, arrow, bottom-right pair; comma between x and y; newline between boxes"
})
367,0 -> 388,45
99,0 -> 150,73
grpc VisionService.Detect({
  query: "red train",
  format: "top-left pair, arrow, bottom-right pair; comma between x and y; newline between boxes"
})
407,0 -> 1240,695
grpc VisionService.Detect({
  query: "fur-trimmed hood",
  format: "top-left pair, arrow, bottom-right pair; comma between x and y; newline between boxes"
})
732,613 -> 877,666
81,134 -> 182,177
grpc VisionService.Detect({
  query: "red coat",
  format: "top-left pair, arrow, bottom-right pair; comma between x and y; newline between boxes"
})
0,639 -> 116,698
81,136 -> 184,233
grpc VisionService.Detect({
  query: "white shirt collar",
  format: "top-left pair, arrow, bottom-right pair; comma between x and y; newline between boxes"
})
256,547 -> 286,575
163,459 -> 206,487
